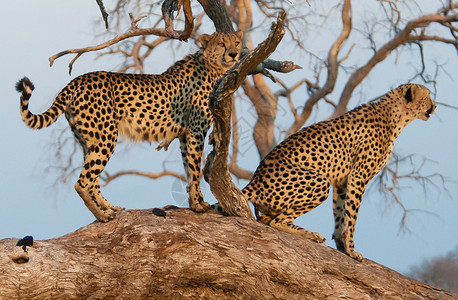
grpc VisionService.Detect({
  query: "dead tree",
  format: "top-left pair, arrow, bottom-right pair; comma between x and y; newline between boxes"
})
203,11 -> 302,218
46,1 -> 457,226
1,208 -> 456,299
47,0 -> 301,218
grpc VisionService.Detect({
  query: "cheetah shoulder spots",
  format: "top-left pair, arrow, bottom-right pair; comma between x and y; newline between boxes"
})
240,84 -> 435,261
17,32 -> 243,221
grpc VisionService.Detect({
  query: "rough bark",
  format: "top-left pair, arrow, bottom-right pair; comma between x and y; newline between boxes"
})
197,0 -> 235,32
1,208 -> 456,299
203,11 -> 289,219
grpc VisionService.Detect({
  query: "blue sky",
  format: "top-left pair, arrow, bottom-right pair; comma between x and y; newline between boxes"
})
1,0 -> 457,275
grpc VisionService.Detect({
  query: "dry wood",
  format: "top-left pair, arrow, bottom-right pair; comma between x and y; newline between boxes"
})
203,11 -> 289,219
161,0 -> 194,41
233,0 -> 300,160
101,170 -> 186,187
49,25 -> 172,75
1,209 -> 455,299
95,0 -> 109,29
197,0 -> 235,33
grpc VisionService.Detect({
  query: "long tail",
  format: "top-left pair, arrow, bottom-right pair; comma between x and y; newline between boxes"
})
16,77 -> 66,129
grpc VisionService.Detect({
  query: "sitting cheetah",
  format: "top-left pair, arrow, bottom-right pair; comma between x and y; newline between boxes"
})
16,31 -> 243,222
239,84 -> 434,261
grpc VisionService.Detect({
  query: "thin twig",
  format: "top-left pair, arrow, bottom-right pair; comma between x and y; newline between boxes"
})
49,10 -> 194,74
96,0 -> 109,29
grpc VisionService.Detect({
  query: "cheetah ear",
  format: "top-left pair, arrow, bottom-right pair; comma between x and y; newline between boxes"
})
199,34 -> 212,49
235,29 -> 243,41
404,86 -> 413,103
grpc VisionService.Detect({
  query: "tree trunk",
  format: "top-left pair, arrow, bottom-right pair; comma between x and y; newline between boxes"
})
1,208 -> 455,299
197,0 -> 234,32
203,11 -> 288,219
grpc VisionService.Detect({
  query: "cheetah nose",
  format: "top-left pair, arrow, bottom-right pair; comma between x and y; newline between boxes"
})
425,104 -> 435,119
429,103 -> 436,114
228,52 -> 237,59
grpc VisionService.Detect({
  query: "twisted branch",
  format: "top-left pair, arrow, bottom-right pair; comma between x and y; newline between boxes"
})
49,1 -> 194,75
204,11 -> 288,219
331,10 -> 458,118
49,23 -> 172,74
285,0 -> 352,136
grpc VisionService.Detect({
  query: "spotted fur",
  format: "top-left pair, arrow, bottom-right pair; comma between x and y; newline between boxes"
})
220,84 -> 435,261
16,31 -> 243,222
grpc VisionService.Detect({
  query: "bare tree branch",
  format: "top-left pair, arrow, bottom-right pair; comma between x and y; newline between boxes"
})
197,0 -> 235,32
331,10 -> 458,118
161,0 -> 194,41
204,11 -> 289,219
436,101 -> 458,110
96,0 -> 109,29
49,21 -> 176,74
240,77 -> 277,159
101,170 -> 186,187
49,1 -> 197,75
274,77 -> 306,123
229,98 -> 254,181
371,153 -> 451,233
249,56 -> 302,79
285,0 -> 352,136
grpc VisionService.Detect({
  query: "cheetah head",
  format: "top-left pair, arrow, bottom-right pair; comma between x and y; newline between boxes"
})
400,84 -> 436,121
199,31 -> 243,72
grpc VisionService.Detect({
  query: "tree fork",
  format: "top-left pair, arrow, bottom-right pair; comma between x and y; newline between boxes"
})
203,11 -> 288,219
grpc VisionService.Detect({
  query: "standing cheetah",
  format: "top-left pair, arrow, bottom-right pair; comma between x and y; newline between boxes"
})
242,84 -> 435,261
16,31 -> 242,222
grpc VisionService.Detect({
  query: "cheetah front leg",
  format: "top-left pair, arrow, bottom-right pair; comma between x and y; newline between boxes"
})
332,184 -> 347,251
332,175 -> 366,261
179,133 -> 210,213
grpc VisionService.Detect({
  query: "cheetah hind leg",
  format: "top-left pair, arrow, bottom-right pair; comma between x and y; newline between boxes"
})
259,168 -> 330,244
75,179 -> 120,222
74,146 -> 123,222
268,214 -> 326,244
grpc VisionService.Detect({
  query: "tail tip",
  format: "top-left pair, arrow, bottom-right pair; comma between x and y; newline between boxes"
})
15,77 -> 35,94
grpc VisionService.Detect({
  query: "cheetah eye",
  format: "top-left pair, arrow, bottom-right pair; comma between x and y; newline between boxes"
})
218,43 -> 225,47
235,41 -> 240,46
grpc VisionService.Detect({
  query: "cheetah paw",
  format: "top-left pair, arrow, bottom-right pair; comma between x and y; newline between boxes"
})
348,250 -> 363,262
191,201 -> 211,213
311,232 -> 326,245
94,208 -> 117,223
98,199 -> 124,212
257,215 -> 273,225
